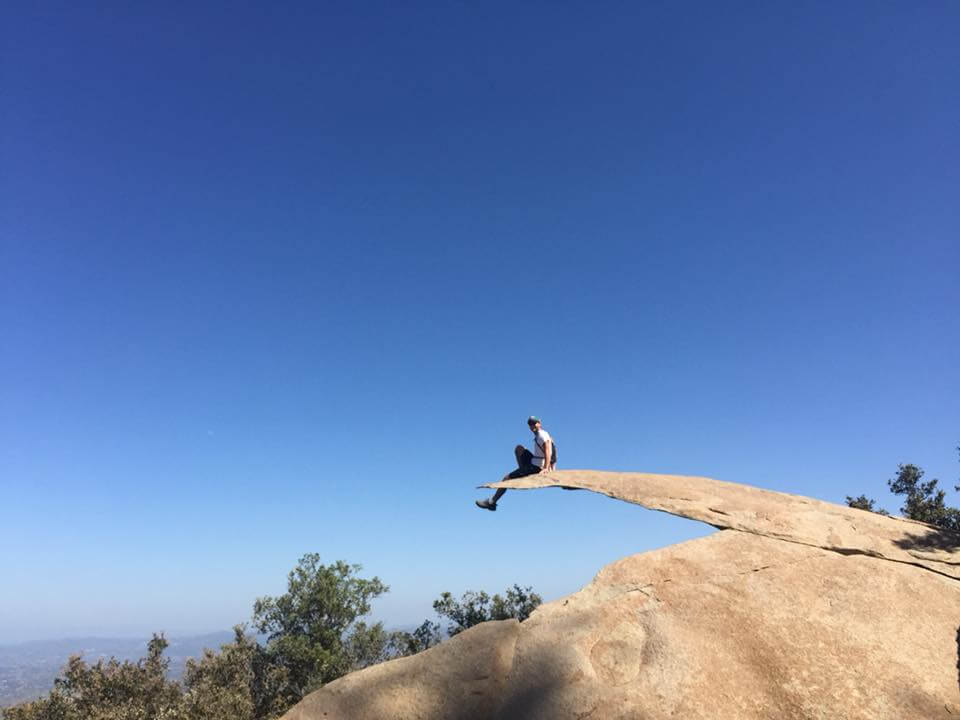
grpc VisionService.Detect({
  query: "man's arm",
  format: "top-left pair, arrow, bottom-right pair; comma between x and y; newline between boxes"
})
542,439 -> 552,470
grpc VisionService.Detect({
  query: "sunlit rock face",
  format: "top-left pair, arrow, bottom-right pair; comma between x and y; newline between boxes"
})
282,471 -> 960,720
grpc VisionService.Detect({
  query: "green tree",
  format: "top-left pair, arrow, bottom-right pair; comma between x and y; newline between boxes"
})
847,447 -> 960,530
3,557 -> 541,720
177,625 -> 297,720
251,554 -> 388,706
394,620 -> 442,656
887,462 -> 960,530
180,626 -> 256,720
3,634 -> 184,720
844,494 -> 889,515
432,584 -> 542,637
354,619 -> 443,663
319,618 -> 443,673
341,621 -> 395,671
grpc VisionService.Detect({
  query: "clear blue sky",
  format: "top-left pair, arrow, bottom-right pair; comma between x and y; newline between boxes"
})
2,2 -> 958,644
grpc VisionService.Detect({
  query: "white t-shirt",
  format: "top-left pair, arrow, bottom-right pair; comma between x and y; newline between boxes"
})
530,428 -> 553,464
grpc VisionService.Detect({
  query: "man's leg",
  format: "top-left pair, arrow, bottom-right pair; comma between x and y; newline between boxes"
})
514,444 -> 529,468
497,447 -> 540,500
493,446 -> 533,503
477,446 -> 539,510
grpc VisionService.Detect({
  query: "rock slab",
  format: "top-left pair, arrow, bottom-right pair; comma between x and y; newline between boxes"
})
282,471 -> 960,720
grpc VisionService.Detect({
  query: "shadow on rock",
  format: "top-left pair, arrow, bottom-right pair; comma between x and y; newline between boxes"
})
892,524 -> 960,555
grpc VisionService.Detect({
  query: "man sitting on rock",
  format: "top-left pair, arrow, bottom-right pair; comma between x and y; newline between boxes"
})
476,416 -> 555,511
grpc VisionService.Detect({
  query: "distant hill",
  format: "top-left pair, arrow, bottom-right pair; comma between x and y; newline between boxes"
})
0,631 -> 234,708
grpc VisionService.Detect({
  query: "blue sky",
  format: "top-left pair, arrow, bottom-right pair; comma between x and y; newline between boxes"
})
2,2 -> 958,644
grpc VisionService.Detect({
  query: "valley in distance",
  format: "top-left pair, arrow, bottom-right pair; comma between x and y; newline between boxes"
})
0,631 -> 233,707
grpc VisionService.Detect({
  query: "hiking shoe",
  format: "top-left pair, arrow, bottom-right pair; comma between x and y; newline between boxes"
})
475,498 -> 497,511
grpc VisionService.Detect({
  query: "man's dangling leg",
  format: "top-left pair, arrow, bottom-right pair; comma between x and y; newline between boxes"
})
496,446 -> 542,502
493,445 -> 528,504
477,445 -> 539,511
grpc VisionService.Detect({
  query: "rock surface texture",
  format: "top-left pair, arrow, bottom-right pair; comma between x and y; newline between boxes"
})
282,471 -> 960,720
